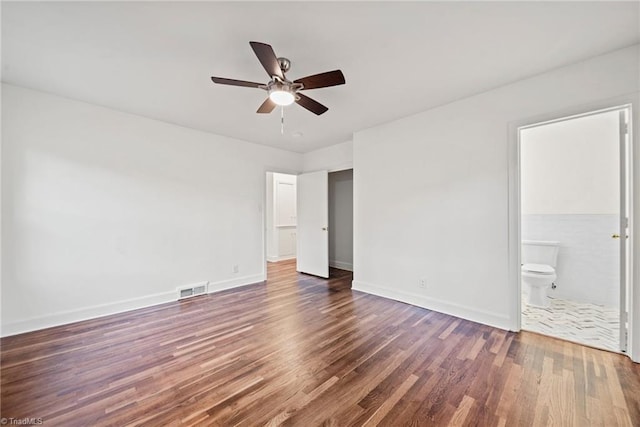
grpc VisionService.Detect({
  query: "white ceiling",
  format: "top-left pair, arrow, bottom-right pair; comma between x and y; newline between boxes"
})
2,2 -> 639,153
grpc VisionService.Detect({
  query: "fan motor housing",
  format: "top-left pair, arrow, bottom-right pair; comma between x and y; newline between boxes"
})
277,57 -> 291,73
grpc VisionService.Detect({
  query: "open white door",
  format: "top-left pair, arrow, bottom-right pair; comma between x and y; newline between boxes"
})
297,170 -> 329,278
618,109 -> 629,353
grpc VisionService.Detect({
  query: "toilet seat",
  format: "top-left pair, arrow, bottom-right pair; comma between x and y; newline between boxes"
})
522,263 -> 555,275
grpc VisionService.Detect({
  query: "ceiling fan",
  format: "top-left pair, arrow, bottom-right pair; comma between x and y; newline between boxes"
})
210,41 -> 345,116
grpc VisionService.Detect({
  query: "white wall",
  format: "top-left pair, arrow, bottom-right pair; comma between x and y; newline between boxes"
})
1,84 -> 302,336
521,111 -> 619,215
329,169 -> 353,271
302,140 -> 353,172
352,46 -> 640,335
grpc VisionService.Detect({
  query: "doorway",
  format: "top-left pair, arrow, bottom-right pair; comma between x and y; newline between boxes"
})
296,169 -> 353,278
265,169 -> 354,280
265,172 -> 298,271
328,169 -> 354,272
517,106 -> 631,353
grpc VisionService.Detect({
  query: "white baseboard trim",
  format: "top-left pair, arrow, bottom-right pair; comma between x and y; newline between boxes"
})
267,255 -> 296,263
351,280 -> 511,331
1,274 -> 266,338
329,260 -> 353,271
1,289 -> 176,337
207,274 -> 265,294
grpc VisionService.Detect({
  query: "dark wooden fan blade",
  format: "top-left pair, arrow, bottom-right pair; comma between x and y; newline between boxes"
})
257,98 -> 277,114
295,93 -> 328,115
211,77 -> 263,88
250,41 -> 284,80
294,70 -> 345,90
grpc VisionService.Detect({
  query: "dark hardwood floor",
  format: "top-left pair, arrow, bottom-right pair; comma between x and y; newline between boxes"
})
2,259 -> 639,426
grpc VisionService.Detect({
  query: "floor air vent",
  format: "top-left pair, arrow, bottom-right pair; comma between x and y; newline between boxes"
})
178,282 -> 208,300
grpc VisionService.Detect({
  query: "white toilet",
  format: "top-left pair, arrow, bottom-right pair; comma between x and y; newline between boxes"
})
521,240 -> 560,308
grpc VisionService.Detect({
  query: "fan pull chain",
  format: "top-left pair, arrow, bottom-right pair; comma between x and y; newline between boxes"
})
280,106 -> 285,135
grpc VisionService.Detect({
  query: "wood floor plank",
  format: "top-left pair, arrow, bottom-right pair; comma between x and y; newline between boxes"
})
360,373 -> 419,427
2,259 -> 640,426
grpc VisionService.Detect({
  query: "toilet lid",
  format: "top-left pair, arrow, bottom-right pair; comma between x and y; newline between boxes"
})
522,263 -> 555,274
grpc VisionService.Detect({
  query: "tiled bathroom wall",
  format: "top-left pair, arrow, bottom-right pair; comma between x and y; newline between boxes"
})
522,214 -> 620,308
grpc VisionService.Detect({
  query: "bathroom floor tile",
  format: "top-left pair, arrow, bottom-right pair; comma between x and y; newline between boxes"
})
522,296 -> 620,352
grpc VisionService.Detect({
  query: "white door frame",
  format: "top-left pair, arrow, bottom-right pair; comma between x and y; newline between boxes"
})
508,96 -> 637,360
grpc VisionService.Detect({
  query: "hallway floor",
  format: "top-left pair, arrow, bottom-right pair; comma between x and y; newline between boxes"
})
522,296 -> 620,352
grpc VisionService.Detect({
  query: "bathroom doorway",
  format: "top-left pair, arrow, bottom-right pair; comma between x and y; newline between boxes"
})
518,106 -> 631,353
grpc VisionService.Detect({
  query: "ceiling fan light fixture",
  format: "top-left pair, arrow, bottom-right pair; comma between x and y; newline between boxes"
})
211,41 -> 344,115
269,89 -> 295,106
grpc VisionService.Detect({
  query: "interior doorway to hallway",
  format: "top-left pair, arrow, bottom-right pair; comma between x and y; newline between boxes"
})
265,172 -> 298,272
264,169 -> 354,281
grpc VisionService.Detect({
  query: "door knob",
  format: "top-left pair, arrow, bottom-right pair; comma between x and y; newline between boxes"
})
322,227 -> 328,231
612,234 -> 628,239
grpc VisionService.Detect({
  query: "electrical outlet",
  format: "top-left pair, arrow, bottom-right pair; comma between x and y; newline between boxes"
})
418,279 -> 426,289
233,265 -> 239,274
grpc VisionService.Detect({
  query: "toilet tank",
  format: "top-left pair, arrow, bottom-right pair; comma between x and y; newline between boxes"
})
522,240 -> 560,267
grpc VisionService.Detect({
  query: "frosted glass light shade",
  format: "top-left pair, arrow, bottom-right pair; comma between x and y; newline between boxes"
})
269,90 -> 295,106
